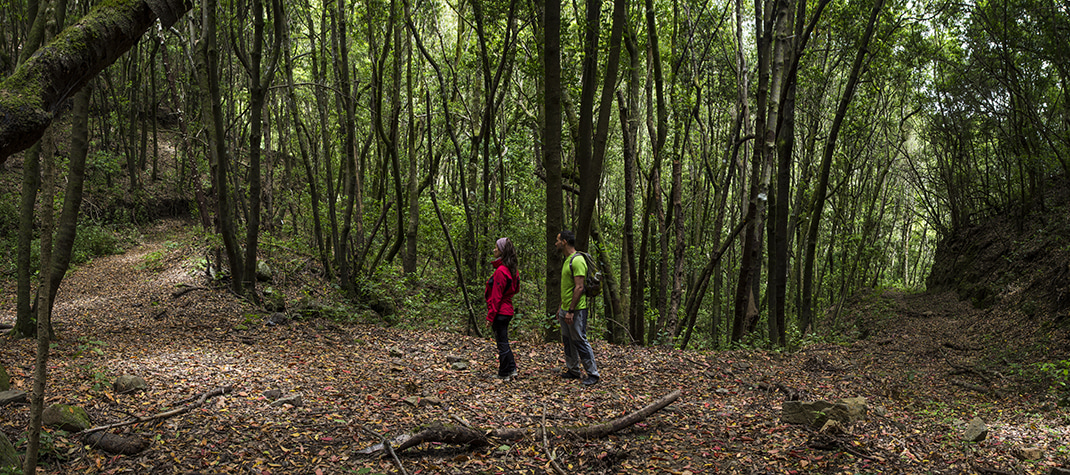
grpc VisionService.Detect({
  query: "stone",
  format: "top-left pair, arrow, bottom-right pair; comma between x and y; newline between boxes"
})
820,419 -> 845,434
446,355 -> 465,363
270,392 -> 303,407
263,389 -> 282,400
0,390 -> 26,407
42,404 -> 92,432
964,417 -> 988,442
256,260 -> 273,282
389,347 -> 405,357
0,431 -> 18,470
1017,446 -> 1042,460
266,312 -> 290,326
781,397 -> 868,428
113,374 -> 148,394
263,287 -> 286,313
450,361 -> 469,371
1050,466 -> 1070,475
0,365 -> 9,391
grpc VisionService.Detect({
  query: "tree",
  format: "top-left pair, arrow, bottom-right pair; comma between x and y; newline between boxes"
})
800,0 -> 885,336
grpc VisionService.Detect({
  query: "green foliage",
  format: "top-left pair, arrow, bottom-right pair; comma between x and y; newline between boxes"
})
1037,360 -> 1070,401
14,429 -> 67,464
136,250 -> 165,271
71,337 -> 106,358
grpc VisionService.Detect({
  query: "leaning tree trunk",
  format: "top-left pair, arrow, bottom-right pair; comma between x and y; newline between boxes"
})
800,0 -> 884,336
0,0 -> 193,162
45,87 -> 92,311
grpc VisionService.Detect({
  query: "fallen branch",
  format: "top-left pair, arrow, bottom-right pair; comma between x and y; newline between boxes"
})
83,386 -> 233,435
361,390 -> 681,454
951,380 -> 989,395
543,406 -> 566,475
172,285 -> 209,298
363,426 -> 408,475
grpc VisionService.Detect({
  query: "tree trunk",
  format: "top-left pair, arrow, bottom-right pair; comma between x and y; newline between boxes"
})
238,0 -> 284,297
45,87 -> 92,312
540,0 -> 564,343
23,111 -> 56,475
618,20 -> 641,343
13,142 -> 40,338
574,0 -> 626,252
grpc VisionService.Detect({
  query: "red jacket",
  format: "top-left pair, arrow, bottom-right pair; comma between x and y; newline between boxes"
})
484,259 -> 519,322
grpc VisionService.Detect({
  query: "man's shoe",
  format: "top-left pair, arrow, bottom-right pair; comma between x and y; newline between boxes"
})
582,376 -> 600,386
559,371 -> 581,380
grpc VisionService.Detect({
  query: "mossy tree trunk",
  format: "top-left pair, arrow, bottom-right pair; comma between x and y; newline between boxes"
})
0,0 -> 193,163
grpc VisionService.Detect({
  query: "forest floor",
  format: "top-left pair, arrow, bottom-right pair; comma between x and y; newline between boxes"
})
2,219 -> 1070,474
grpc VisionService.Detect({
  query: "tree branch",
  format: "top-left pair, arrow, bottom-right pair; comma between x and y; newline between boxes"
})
0,0 -> 193,162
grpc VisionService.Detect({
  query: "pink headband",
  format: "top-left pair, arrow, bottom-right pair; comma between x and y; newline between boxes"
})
496,237 -> 509,252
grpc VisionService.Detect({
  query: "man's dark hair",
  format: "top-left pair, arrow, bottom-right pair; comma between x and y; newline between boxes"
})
559,229 -> 576,247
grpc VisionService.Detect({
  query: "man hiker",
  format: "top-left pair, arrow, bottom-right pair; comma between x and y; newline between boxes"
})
555,230 -> 600,386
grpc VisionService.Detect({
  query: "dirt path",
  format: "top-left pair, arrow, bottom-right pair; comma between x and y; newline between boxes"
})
2,223 -> 1069,474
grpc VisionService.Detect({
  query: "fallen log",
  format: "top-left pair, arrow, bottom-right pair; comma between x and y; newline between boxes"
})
359,389 -> 681,454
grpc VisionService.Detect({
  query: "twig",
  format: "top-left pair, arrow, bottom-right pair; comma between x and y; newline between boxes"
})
543,406 -> 566,475
363,426 -> 408,475
171,285 -> 208,298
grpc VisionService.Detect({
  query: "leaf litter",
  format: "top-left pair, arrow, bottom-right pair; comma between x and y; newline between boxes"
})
1,220 -> 1068,474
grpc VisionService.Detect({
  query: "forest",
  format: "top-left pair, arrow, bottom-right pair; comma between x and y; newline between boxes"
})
1,0 -> 1070,472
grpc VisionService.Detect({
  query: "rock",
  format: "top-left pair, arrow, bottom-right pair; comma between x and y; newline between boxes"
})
256,260 -> 273,282
113,374 -> 148,394
0,365 -> 9,391
43,404 -> 92,432
402,396 -> 422,407
270,392 -> 303,407
263,287 -> 286,313
266,312 -> 290,326
964,417 -> 988,442
263,389 -> 282,400
389,347 -> 405,357
1017,446 -> 1042,460
820,419 -> 845,434
0,431 -> 18,470
450,361 -> 469,371
422,397 -> 442,406
1050,466 -> 1070,475
715,388 -> 731,395
0,390 -> 27,407
446,355 -> 465,363
782,397 -> 868,428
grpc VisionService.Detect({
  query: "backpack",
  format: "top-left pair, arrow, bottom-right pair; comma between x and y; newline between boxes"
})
568,251 -> 603,298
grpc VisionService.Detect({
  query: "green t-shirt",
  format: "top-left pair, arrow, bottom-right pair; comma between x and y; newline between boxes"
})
560,252 -> 588,311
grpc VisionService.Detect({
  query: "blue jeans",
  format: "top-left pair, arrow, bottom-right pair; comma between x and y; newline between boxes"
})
558,308 -> 599,378
492,314 -> 516,377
